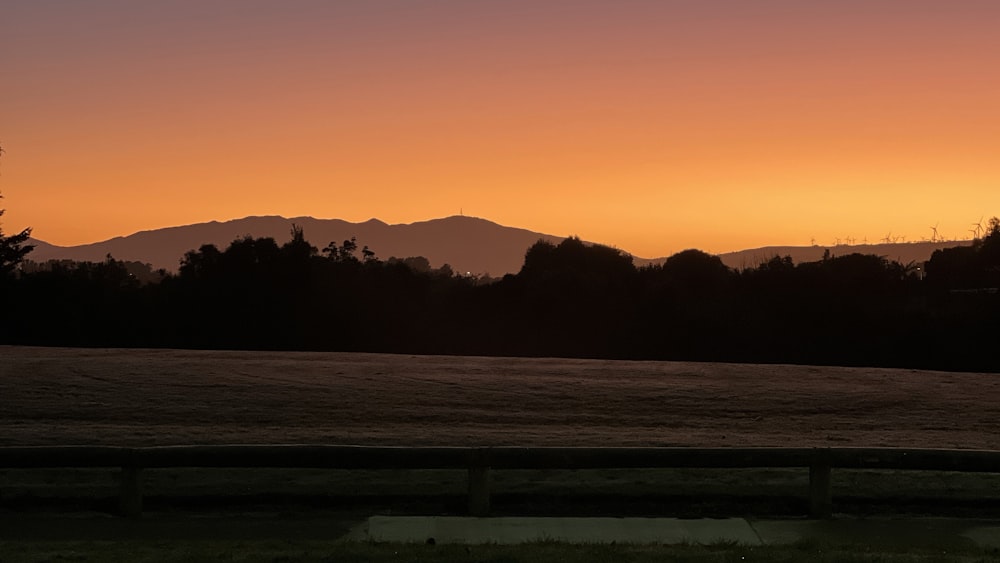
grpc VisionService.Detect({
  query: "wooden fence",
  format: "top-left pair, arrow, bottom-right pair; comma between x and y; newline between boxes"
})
3,446 -> 1000,518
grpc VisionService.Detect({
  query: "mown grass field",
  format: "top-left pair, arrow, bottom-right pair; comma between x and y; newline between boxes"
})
3,346 -> 999,449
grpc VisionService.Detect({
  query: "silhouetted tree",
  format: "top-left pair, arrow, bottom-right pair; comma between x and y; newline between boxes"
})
519,237 -> 635,288
979,217 -> 1000,287
925,245 -> 980,289
632,249 -> 737,360
323,236 -> 360,262
20,258 -> 163,285
7,255 -> 152,346
358,246 -> 374,263
0,197 -> 33,277
814,253 -> 907,289
926,218 -> 1000,290
505,237 -> 638,356
282,224 -> 318,262
179,243 -> 223,278
658,249 -> 733,295
0,145 -> 34,277
389,256 -> 431,273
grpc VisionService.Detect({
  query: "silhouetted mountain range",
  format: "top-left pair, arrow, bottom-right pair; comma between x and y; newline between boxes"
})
27,216 -> 564,276
27,215 -> 973,274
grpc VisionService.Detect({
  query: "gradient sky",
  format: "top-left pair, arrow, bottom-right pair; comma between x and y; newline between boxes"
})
3,1 -> 999,258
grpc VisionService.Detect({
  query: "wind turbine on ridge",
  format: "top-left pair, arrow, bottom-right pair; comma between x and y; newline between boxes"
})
972,216 -> 985,239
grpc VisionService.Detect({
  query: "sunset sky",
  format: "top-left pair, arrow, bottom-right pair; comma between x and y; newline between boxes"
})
3,1 -> 999,258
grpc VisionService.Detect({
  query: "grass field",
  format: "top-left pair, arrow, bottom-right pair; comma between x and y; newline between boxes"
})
3,346 -> 999,449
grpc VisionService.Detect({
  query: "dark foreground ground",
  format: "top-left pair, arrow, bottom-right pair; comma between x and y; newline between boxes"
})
4,346 -> 1000,560
5,513 -> 1000,563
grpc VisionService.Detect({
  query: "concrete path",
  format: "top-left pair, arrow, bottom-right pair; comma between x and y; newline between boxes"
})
348,516 -> 1000,549
350,516 -> 760,545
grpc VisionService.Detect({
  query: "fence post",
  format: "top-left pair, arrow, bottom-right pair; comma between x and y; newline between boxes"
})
467,448 -> 491,517
809,449 -> 832,519
119,450 -> 143,518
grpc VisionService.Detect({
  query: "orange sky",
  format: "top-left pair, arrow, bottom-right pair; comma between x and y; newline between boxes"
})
3,1 -> 999,258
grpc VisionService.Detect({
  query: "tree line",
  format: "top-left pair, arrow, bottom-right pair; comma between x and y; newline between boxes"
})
2,211 -> 998,372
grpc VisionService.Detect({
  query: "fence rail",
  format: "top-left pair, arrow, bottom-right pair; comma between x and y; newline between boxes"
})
3,445 -> 999,518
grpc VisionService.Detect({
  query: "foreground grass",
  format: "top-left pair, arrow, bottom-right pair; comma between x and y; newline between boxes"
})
2,540 -> 999,563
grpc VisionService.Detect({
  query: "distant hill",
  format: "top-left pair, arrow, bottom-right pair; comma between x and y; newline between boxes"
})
714,241 -> 975,270
26,215 -> 566,276
26,215 -> 976,276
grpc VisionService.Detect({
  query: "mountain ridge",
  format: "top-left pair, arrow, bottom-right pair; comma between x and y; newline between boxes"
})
26,215 -> 974,275
716,241 -> 974,270
26,215 -> 567,276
